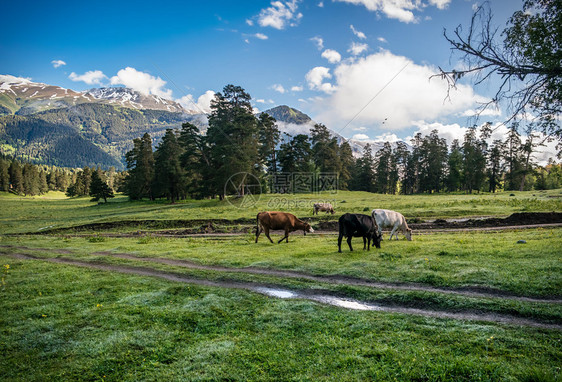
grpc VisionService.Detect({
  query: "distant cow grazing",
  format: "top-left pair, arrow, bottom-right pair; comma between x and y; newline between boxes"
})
338,213 -> 382,253
313,202 -> 334,215
256,211 -> 314,244
371,209 -> 412,241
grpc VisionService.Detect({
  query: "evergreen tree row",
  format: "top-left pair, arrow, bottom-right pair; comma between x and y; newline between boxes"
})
353,125 -> 562,194
122,85 -> 561,201
0,155 -> 123,202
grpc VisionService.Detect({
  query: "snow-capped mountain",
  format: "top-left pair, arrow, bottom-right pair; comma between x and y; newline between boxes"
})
86,87 -> 185,113
0,75 -> 187,114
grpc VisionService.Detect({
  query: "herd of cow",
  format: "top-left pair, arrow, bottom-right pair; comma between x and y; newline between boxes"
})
255,203 -> 412,253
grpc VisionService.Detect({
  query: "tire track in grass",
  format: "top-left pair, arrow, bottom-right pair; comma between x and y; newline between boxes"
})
1,244 -> 561,304
2,250 -> 561,331
91,251 -> 562,305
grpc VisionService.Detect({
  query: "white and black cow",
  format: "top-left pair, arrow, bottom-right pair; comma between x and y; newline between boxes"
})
371,209 -> 412,241
338,213 -> 382,253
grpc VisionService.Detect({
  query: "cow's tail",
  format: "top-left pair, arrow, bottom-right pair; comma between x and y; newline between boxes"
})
256,213 -> 261,235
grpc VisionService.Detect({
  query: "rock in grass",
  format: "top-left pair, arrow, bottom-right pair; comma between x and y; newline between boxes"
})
517,240 -> 527,244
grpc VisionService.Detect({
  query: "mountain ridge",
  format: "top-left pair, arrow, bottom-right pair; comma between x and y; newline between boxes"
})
0,76 -> 395,169
0,75 -> 186,115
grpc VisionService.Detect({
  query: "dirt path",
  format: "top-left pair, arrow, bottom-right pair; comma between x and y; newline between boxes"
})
1,246 -> 561,331
23,222 -> 562,240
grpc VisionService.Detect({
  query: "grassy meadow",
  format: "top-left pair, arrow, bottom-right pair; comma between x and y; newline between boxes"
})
1,190 -> 561,381
1,188 -> 561,234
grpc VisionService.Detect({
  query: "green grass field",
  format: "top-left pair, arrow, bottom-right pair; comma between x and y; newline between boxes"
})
1,191 -> 561,381
1,189 -> 561,234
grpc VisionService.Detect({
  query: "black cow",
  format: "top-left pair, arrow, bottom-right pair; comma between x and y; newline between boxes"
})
338,213 -> 382,253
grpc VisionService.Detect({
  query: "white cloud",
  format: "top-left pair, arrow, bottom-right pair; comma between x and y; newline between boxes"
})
272,84 -> 287,93
69,70 -> 107,86
334,0 -> 449,23
177,90 -> 215,113
51,60 -> 66,68
321,49 -> 342,63
459,107 -> 502,118
318,1 -> 324,7
350,25 -> 366,39
377,36 -> 387,43
291,85 -> 304,92
373,132 -> 401,142
348,42 -> 369,56
429,0 -> 450,10
255,33 -> 269,40
312,50 -> 483,132
110,67 -> 172,99
352,133 -> 370,140
256,98 -> 275,104
257,0 -> 303,29
305,66 -> 336,93
246,19 -> 254,26
310,36 -> 324,50
335,0 -> 419,23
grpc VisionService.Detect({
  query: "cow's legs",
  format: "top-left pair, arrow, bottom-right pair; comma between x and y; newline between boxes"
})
389,224 -> 399,240
264,228 -> 274,244
255,227 -> 262,243
338,233 -> 343,252
363,236 -> 367,250
278,229 -> 290,244
347,236 -> 353,251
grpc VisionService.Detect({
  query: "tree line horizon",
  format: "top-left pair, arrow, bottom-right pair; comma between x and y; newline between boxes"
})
1,84 -> 560,201
121,84 -> 562,202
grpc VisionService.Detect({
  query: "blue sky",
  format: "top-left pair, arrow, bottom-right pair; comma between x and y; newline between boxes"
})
3,0 -> 529,146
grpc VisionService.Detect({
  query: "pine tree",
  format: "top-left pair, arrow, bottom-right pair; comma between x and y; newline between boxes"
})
487,140 -> 504,193
462,127 -> 487,193
153,129 -> 186,203
205,85 -> 260,199
352,144 -> 375,192
0,159 -> 9,192
179,122 -> 204,198
503,125 -> 525,191
89,170 -> 115,202
38,170 -> 49,194
446,139 -> 463,192
374,142 -> 393,194
310,123 -> 341,173
418,130 -> 448,193
392,141 -> 410,194
338,141 -> 355,190
257,113 -> 280,174
125,133 -> 155,200
278,134 -> 313,174
8,161 -> 24,194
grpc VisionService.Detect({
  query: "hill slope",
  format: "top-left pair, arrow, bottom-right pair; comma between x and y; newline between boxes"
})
0,103 -> 197,169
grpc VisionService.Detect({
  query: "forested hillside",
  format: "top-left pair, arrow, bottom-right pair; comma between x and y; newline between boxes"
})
0,103 -> 197,169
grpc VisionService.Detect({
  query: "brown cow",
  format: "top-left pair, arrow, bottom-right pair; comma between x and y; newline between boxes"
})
255,211 -> 314,244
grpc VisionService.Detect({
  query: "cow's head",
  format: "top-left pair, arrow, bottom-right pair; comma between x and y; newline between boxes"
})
371,230 -> 382,249
405,228 -> 412,241
303,222 -> 314,235
330,208 -> 335,214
